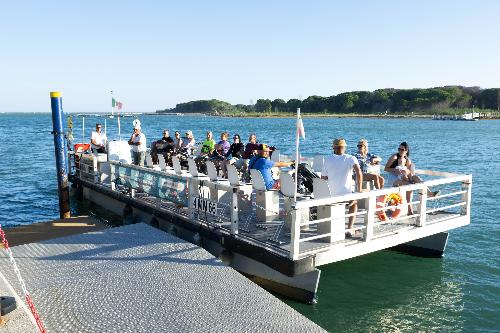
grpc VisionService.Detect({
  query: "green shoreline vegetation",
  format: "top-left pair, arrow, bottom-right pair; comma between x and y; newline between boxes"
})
157,86 -> 500,118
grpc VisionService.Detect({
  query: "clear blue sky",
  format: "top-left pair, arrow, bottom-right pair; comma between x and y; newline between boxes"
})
1,0 -> 499,113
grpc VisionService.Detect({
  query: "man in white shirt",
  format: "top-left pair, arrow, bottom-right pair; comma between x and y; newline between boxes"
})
321,138 -> 363,237
90,123 -> 107,153
128,124 -> 147,166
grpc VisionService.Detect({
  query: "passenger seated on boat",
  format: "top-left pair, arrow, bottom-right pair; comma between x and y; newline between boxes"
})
249,144 -> 294,190
384,142 -> 439,215
90,123 -> 107,154
194,131 -> 216,173
221,134 -> 245,178
200,131 -> 216,156
321,138 -> 362,237
353,139 -> 384,189
180,130 -> 196,155
150,129 -> 174,164
173,131 -> 183,152
211,132 -> 231,173
239,134 -> 259,181
128,124 -> 147,166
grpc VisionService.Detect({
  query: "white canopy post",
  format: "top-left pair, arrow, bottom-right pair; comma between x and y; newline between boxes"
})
293,108 -> 301,201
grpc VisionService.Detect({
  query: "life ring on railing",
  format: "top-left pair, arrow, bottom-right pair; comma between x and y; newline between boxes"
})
376,193 -> 403,221
74,143 -> 90,153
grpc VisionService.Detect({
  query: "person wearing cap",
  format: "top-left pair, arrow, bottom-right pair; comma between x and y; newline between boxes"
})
90,123 -> 107,153
181,130 -> 196,155
128,124 -> 147,166
249,144 -> 294,190
353,139 -> 384,189
321,138 -> 363,237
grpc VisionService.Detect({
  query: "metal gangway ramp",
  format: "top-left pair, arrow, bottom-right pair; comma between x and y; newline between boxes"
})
0,223 -> 324,332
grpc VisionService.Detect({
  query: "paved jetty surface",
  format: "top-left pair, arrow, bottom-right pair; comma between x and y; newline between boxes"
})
0,223 -> 324,332
2,216 -> 108,247
0,278 -> 37,333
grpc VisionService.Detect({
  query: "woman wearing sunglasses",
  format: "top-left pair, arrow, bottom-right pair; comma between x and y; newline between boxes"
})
385,142 -> 438,215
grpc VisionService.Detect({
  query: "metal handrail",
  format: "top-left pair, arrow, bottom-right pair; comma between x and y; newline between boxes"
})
289,171 -> 472,260
294,173 -> 471,210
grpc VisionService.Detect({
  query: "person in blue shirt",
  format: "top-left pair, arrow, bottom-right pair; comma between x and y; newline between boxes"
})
249,144 -> 294,190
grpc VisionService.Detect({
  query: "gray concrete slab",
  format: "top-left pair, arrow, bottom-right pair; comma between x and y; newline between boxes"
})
0,275 -> 37,333
0,223 -> 325,333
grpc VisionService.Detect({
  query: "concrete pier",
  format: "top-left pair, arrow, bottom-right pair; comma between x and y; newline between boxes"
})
0,223 -> 324,332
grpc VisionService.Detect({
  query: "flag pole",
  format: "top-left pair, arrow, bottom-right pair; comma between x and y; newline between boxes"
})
111,90 -> 115,117
117,110 -> 121,140
293,108 -> 301,201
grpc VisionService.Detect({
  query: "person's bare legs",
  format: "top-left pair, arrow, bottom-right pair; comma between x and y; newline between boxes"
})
363,173 -> 385,189
221,160 -> 229,178
348,200 -> 358,231
409,175 -> 437,197
394,179 -> 414,215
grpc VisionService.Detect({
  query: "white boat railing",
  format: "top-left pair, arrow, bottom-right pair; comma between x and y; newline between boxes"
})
289,170 -> 472,260
81,157 -> 472,261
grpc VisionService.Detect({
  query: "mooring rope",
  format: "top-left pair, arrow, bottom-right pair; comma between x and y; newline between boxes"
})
0,224 -> 46,333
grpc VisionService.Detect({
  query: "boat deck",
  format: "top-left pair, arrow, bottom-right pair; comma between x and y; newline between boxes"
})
132,188 -> 461,260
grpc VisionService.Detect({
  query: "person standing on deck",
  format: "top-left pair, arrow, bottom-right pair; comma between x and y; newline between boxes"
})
321,138 -> 363,238
128,124 -> 147,166
90,123 -> 107,153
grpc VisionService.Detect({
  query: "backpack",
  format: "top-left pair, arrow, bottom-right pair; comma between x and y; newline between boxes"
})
297,163 -> 319,193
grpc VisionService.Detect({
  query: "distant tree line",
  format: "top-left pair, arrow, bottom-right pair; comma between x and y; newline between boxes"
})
157,86 -> 500,115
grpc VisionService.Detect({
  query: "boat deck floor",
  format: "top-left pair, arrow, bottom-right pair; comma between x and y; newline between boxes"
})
0,223 -> 324,332
133,189 -> 460,258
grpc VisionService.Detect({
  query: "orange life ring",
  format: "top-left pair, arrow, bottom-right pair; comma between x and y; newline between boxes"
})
74,143 -> 90,153
376,193 -> 403,221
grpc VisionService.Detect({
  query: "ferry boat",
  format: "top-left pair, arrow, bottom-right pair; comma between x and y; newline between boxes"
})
68,141 -> 472,303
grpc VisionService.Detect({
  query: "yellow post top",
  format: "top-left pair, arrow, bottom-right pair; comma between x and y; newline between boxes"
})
50,91 -> 62,98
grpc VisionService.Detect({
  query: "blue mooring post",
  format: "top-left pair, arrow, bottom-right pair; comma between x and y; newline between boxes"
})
50,91 -> 70,219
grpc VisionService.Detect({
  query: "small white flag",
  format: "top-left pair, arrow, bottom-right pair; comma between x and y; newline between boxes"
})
297,117 -> 305,139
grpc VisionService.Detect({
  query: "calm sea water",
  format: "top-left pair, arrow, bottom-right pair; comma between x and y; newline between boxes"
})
1,113 -> 499,332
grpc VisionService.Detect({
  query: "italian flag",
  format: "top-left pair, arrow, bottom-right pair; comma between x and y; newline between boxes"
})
112,98 -> 123,110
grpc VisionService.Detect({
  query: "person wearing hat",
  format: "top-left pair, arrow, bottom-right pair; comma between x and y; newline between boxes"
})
321,138 -> 363,237
128,124 -> 147,166
249,144 -> 294,190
